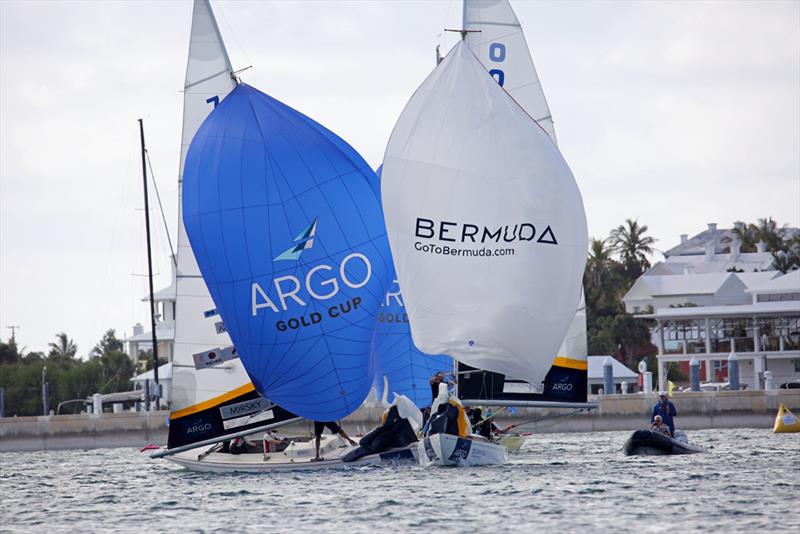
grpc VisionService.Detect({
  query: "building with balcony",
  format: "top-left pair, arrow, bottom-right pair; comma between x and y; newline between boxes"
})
625,222 -> 800,392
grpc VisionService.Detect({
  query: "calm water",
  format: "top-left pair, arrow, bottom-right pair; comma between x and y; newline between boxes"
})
1,428 -> 798,533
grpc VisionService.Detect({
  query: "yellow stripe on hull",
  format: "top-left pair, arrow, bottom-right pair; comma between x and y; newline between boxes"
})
170,382 -> 255,420
552,356 -> 588,371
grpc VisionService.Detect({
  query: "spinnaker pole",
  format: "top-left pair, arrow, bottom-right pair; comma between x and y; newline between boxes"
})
138,118 -> 160,410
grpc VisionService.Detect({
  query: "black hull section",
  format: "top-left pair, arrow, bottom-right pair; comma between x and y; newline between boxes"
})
456,362 -> 588,405
623,430 -> 706,456
168,384 -> 297,450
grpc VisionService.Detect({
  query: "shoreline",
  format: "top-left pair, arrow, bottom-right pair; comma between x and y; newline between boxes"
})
1,389 -> 797,453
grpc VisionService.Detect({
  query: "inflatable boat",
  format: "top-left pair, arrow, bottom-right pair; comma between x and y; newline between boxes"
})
623,429 -> 707,456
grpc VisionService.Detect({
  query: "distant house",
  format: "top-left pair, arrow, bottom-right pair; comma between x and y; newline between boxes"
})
125,257 -> 176,369
626,223 -> 800,392
587,355 -> 639,394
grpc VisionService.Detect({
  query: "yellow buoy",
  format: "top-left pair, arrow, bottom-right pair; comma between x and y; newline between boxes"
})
773,404 -> 800,433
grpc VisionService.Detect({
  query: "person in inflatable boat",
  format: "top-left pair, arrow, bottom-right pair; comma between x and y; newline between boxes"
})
651,391 -> 677,436
650,415 -> 671,437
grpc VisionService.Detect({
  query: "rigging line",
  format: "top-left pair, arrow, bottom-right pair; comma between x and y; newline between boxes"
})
144,149 -> 177,267
509,408 -> 588,430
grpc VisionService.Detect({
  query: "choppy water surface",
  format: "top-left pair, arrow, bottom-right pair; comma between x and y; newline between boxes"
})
1,428 -> 798,533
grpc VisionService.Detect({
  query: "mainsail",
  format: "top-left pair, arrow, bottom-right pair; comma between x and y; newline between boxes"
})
182,83 -> 392,421
381,41 -> 588,388
463,0 -> 556,144
464,0 -> 587,364
172,0 -> 249,409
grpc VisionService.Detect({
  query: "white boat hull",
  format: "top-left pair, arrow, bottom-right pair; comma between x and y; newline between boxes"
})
497,432 -> 531,453
418,434 -> 507,467
165,435 -> 417,473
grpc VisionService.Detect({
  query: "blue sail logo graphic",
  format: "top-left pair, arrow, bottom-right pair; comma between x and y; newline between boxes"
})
273,218 -> 318,261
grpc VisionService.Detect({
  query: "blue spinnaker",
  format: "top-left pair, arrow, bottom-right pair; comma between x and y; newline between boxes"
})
182,83 -> 392,421
370,165 -> 453,409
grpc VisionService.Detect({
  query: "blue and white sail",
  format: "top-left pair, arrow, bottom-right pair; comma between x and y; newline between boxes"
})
369,166 -> 453,409
182,83 -> 392,421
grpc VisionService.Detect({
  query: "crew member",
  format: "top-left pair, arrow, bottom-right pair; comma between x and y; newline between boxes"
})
312,421 -> 357,461
429,372 -> 456,403
650,415 -> 671,437
651,391 -> 677,436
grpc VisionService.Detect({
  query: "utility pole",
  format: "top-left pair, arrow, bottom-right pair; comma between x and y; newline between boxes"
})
138,118 -> 160,410
6,325 -> 19,344
42,365 -> 50,416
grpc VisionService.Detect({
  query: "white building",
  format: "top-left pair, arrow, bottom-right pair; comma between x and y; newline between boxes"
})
125,258 -> 176,369
587,355 -> 639,394
625,223 -> 800,392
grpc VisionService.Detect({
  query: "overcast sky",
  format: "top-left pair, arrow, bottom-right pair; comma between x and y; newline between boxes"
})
1,0 -> 798,355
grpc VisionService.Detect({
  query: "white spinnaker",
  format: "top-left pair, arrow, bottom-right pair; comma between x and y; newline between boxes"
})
172,0 -> 249,409
463,0 -> 556,144
381,42 -> 588,385
465,0 -> 587,363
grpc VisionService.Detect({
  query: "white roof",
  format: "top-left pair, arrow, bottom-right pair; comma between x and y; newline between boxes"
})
133,362 -> 173,382
734,271 -> 781,289
142,283 -> 176,303
587,356 -> 638,379
746,270 -> 800,295
625,272 -> 734,301
659,253 -> 776,274
125,325 -> 174,343
643,300 -> 800,320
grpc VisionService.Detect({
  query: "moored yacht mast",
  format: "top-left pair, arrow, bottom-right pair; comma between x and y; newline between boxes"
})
138,118 -> 160,409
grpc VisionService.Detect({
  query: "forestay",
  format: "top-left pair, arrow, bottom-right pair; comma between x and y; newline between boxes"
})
182,83 -> 392,421
381,42 -> 587,386
172,0 -> 247,409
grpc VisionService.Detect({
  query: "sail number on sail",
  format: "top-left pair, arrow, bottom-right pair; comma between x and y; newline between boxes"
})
488,43 -> 506,87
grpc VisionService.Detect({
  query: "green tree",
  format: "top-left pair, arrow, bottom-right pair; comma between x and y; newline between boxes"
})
0,339 -> 21,365
47,332 -> 77,362
755,217 -> 786,252
609,218 -> 656,282
91,329 -> 124,358
731,222 -> 759,253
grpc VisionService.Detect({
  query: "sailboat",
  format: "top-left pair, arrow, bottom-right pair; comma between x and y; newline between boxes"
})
381,15 -> 589,467
454,0 -> 591,412
152,0 -> 424,472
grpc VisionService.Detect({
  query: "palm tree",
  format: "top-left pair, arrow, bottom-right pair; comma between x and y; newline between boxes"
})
731,222 -> 759,253
48,332 -> 77,361
586,238 -> 615,288
755,217 -> 787,252
609,218 -> 656,281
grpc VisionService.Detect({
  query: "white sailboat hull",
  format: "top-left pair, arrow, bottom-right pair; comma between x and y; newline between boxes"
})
166,435 -> 418,473
497,432 -> 531,453
418,434 -> 507,467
